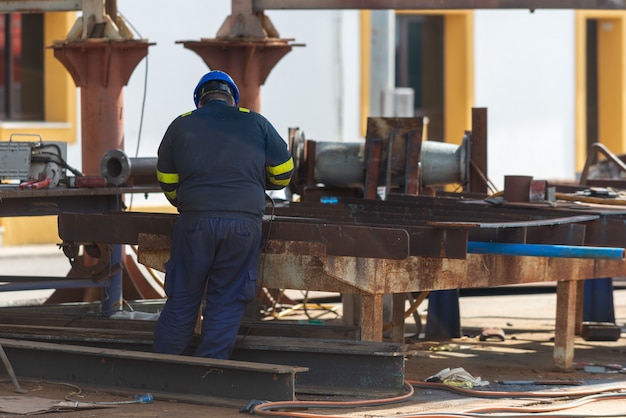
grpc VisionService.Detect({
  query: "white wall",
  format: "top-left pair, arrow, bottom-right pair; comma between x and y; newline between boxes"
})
474,10 -> 577,190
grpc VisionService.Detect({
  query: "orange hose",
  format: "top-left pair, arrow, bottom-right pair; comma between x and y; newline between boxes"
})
252,380 -> 414,417
252,380 -> 626,418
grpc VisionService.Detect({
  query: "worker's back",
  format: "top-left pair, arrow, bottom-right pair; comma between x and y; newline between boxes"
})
158,100 -> 288,221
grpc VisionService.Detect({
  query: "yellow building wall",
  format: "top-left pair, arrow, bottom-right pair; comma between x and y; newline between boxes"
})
443,12 -> 474,146
360,11 -> 474,143
0,12 -> 77,247
575,11 -> 626,172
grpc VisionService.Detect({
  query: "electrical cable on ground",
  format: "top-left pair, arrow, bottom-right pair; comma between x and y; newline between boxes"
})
408,380 -> 626,399
250,380 -> 626,418
461,391 -> 626,415
252,380 -> 414,416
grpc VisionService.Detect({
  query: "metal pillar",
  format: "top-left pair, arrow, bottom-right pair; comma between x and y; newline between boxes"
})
51,41 -> 150,307
177,2 -> 301,112
48,2 -> 153,308
52,41 -> 150,175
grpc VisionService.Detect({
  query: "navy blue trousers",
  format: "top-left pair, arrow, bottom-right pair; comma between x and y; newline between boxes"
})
153,214 -> 262,359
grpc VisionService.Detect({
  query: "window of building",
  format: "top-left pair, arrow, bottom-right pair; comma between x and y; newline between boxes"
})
0,13 -> 44,121
395,14 -> 444,140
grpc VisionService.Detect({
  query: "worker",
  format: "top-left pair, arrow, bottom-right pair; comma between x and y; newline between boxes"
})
153,70 -> 294,359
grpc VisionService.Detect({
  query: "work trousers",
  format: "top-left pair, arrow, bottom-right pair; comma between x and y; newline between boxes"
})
153,214 -> 262,359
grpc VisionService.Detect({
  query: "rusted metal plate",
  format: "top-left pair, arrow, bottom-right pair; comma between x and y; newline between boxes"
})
58,212 -> 177,244
263,221 -> 411,259
62,213 -> 411,259
259,252 -> 626,295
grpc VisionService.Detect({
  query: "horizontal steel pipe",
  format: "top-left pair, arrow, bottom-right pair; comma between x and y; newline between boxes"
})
467,241 -> 626,260
0,279 -> 106,292
100,149 -> 157,186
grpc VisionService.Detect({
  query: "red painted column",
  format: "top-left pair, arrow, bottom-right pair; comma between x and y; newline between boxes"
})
179,40 -> 296,113
52,41 -> 152,175
50,40 -> 152,308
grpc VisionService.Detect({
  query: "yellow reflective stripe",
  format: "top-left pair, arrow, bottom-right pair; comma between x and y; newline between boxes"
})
181,111 -> 193,117
266,157 -> 294,176
239,107 -> 250,113
164,190 -> 177,200
157,170 -> 179,184
269,177 -> 291,187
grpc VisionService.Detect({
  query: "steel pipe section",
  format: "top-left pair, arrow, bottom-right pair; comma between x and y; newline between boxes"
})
311,137 -> 469,189
100,149 -> 157,186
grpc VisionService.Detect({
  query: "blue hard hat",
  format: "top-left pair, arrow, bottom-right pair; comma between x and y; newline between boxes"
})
193,70 -> 240,107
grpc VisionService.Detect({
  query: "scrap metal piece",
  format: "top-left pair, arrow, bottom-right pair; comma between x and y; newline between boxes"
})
581,322 -> 622,341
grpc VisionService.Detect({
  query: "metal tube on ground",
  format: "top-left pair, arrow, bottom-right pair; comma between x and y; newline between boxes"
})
0,343 -> 25,393
467,241 -> 626,260
0,279 -> 107,292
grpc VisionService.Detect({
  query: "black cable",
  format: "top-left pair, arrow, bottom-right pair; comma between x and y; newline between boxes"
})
119,12 -> 149,212
32,149 -> 84,177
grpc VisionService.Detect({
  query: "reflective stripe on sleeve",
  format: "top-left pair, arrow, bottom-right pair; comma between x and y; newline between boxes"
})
266,157 -> 294,177
157,170 -> 180,185
268,177 -> 291,187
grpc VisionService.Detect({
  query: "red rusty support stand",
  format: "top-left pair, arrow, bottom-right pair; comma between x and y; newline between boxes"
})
178,39 -> 300,112
50,40 -> 154,307
51,40 -> 152,175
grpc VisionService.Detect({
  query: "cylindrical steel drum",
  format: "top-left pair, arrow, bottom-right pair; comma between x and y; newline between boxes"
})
305,136 -> 469,189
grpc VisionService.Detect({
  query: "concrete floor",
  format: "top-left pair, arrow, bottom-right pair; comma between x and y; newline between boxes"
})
0,244 -> 625,417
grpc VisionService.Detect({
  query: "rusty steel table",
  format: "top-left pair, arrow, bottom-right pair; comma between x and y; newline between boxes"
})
55,193 -> 626,371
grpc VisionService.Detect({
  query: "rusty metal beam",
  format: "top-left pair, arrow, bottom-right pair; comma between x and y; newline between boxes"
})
0,186 -> 159,217
0,0 -> 80,12
58,211 -> 177,245
3,0 -> 624,14
0,337 -> 305,406
0,325 -> 403,397
0,307 -> 360,340
232,336 -> 405,397
58,212 -> 412,259
253,0 -> 626,10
